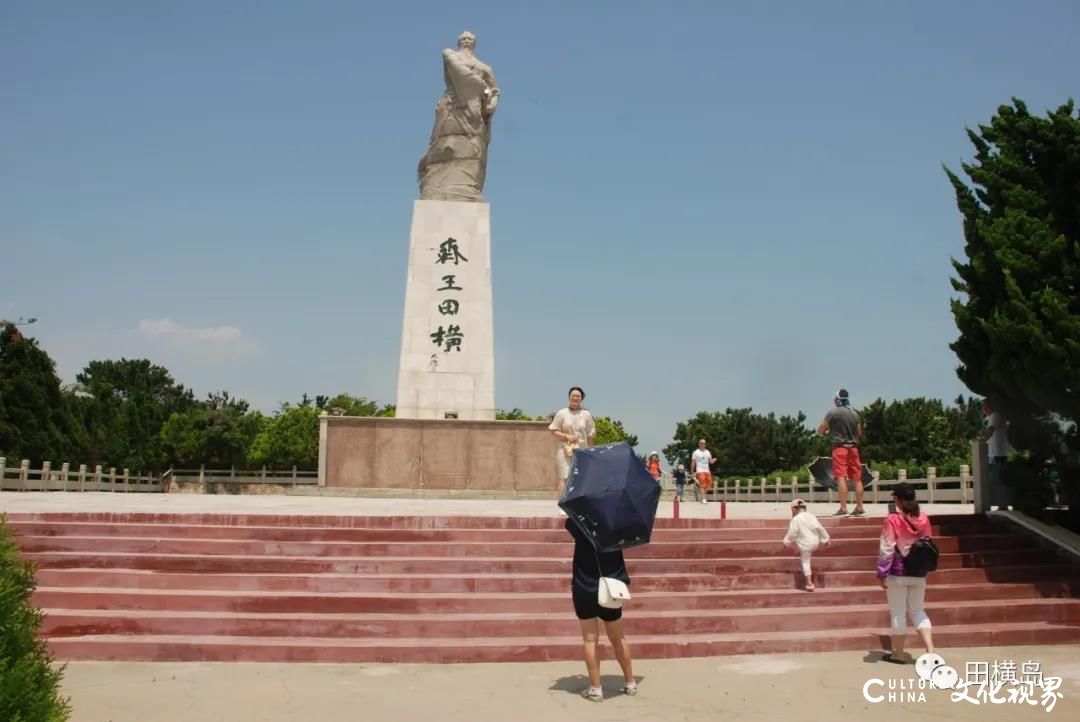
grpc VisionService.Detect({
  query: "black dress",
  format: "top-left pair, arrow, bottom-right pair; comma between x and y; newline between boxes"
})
566,518 -> 630,622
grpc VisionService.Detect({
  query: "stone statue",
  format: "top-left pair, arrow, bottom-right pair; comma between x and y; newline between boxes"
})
417,31 -> 500,202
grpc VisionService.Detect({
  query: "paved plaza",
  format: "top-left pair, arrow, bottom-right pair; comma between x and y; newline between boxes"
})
60,645 -> 1079,722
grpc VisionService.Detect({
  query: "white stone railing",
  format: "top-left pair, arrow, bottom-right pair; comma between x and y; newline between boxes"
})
169,467 -> 318,485
0,459 -> 319,493
0,457 -> 163,493
662,465 -> 974,504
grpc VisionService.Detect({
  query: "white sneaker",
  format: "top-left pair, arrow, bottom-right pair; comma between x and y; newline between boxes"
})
701,499 -> 708,505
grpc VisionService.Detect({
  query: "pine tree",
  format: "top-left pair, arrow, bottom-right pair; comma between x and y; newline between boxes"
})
946,98 -> 1080,518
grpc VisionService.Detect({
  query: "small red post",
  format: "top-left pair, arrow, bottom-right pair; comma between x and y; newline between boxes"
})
721,501 -> 727,520
673,495 -> 680,520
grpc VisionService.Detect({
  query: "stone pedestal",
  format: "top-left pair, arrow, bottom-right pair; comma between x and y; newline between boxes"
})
395,200 -> 495,420
318,416 -> 554,492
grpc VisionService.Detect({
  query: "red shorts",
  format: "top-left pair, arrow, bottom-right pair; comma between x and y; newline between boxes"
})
694,472 -> 713,491
832,446 -> 862,481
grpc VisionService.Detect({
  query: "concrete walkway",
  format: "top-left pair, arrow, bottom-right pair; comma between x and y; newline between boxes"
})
0,491 -> 974,519
60,645 -> 1078,722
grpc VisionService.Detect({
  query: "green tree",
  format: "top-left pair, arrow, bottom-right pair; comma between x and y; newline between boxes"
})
495,408 -> 531,421
247,404 -> 320,470
160,392 -> 264,468
946,98 -> 1080,519
0,324 -> 85,464
858,397 -> 974,464
74,359 -> 194,471
0,517 -> 72,722
947,395 -> 985,448
314,394 -> 394,417
664,408 -> 814,477
592,416 -> 639,448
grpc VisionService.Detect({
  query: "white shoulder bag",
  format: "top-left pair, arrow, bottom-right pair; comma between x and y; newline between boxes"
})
598,576 -> 631,609
593,546 -> 631,609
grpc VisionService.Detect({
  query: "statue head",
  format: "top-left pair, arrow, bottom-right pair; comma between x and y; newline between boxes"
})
457,31 -> 476,52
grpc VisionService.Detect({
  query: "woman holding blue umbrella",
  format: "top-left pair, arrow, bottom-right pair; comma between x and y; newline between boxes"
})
566,517 -> 637,701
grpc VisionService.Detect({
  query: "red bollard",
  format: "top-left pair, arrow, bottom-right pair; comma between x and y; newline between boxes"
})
721,501 -> 727,520
673,495 -> 680,520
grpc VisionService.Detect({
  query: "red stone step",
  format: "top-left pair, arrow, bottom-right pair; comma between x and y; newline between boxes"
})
12,534 -> 1034,558
14,511 -> 1076,664
31,581 -> 1079,615
39,598 -> 1080,639
5,512 -> 993,531
42,621 -> 1080,663
21,549 -> 1058,575
4,520 -> 1004,543
33,566 -> 1080,594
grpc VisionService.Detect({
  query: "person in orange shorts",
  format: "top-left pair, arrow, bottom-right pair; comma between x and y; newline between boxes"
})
817,388 -> 865,516
690,438 -> 716,504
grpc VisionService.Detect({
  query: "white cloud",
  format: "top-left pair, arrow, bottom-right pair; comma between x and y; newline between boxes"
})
135,318 -> 259,361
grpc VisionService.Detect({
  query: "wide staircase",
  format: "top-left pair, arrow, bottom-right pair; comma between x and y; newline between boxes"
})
8,511 -> 1080,663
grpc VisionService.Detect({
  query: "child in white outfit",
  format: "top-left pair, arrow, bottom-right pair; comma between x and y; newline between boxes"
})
782,499 -> 831,591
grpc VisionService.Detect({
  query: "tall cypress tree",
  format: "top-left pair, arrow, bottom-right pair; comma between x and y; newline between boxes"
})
946,99 -> 1080,518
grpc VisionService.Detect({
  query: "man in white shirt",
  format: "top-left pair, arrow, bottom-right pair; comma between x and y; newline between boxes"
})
690,439 -> 716,504
983,400 -> 1010,509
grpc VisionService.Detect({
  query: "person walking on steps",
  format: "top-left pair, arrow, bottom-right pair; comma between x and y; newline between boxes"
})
782,499 -> 831,591
876,482 -> 936,664
818,388 -> 865,516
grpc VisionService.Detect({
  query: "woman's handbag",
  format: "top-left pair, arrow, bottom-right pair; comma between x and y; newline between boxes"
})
592,546 -> 631,609
598,576 -> 632,609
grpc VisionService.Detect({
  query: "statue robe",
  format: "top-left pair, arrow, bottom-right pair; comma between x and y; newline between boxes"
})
418,49 -> 497,202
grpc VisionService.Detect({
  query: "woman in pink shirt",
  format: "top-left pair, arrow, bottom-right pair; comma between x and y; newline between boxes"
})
876,482 -> 935,663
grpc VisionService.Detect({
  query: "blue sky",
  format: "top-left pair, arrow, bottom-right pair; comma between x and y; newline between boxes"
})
2,1 -> 1077,464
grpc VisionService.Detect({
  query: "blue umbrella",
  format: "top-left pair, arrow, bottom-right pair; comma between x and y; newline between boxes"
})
558,442 -> 662,553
